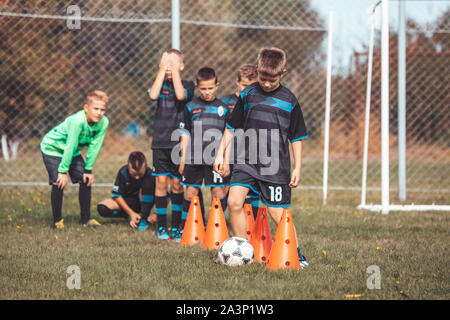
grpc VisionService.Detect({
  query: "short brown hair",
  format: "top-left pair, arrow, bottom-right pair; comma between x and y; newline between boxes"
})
256,47 -> 286,77
165,48 -> 183,62
128,151 -> 147,171
237,64 -> 258,82
86,90 -> 108,105
196,67 -> 217,84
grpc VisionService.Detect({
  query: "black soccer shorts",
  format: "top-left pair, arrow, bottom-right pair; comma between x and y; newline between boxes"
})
42,152 -> 85,185
229,169 -> 291,207
152,148 -> 181,179
181,164 -> 230,188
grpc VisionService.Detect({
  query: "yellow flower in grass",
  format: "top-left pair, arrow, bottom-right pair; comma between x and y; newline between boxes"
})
7,215 -> 13,222
376,246 -> 381,251
16,225 -> 21,230
28,208 -> 32,212
345,294 -> 362,298
322,250 -> 327,256
94,281 -> 99,286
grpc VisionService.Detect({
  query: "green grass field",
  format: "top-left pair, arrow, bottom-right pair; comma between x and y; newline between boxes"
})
0,186 -> 448,300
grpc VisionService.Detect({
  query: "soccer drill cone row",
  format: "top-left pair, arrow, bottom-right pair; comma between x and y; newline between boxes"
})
202,198 -> 229,250
180,195 -> 205,246
249,207 -> 272,263
244,203 -> 255,241
266,209 -> 300,270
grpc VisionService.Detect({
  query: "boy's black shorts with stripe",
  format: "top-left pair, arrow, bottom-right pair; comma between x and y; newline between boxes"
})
109,197 -> 141,219
42,152 -> 85,185
181,165 -> 230,188
229,169 -> 291,207
152,148 -> 181,179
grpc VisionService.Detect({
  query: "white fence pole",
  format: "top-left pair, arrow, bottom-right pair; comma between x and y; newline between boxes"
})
323,9 -> 333,205
171,0 -> 180,50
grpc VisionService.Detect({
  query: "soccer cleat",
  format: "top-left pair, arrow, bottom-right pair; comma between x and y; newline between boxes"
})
157,226 -> 170,240
298,248 -> 309,268
170,227 -> 182,242
52,218 -> 64,229
82,219 -> 101,228
137,219 -> 149,231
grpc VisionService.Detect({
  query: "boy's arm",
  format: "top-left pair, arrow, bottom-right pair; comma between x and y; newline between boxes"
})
111,171 -> 140,228
148,53 -> 168,100
170,66 -> 186,101
84,118 -> 109,174
178,106 -> 192,174
289,140 -> 302,188
214,97 -> 244,175
114,197 -> 141,228
58,118 -> 83,174
288,102 -> 308,188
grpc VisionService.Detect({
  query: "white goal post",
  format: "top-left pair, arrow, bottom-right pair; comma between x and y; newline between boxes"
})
357,0 -> 450,214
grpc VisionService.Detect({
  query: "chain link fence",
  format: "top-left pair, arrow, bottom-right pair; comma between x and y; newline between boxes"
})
0,0 -> 449,205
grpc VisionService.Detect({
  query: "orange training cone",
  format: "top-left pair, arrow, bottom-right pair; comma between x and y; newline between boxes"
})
202,198 -> 229,250
244,203 -> 255,241
249,207 -> 272,263
180,196 -> 205,246
267,209 -> 300,270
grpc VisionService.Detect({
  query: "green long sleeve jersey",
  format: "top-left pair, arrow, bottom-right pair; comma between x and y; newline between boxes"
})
40,110 -> 109,173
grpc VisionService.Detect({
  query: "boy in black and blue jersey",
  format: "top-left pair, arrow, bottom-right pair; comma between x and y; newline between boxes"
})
178,67 -> 230,232
148,49 -> 195,240
97,152 -> 156,231
214,48 -> 309,268
220,64 -> 260,219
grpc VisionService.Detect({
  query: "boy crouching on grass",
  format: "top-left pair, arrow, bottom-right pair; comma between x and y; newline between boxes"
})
214,48 -> 309,268
97,151 -> 157,231
40,90 -> 109,229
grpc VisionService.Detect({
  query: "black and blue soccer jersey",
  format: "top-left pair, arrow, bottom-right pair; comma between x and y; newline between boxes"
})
179,96 -> 230,165
220,93 -> 239,114
226,82 -> 308,184
111,165 -> 155,204
148,79 -> 195,150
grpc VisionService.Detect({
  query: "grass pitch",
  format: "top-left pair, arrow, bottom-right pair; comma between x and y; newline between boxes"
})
0,186 -> 448,300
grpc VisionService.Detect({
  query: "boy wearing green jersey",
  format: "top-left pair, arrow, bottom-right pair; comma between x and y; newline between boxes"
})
40,90 -> 109,229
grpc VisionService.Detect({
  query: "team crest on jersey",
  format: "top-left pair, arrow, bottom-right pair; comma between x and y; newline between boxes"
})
218,106 -> 224,117
112,185 -> 119,192
179,122 -> 185,129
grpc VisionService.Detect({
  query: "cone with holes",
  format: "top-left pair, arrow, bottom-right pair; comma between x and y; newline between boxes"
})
202,198 -> 229,250
244,203 -> 255,241
180,195 -> 205,246
267,209 -> 300,270
249,207 -> 272,263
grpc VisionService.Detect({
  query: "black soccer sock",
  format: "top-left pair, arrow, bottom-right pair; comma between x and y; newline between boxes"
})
79,182 -> 91,224
198,188 -> 205,221
220,195 -> 228,215
170,192 -> 184,229
251,198 -> 260,220
155,196 -> 168,228
51,185 -> 64,224
181,198 -> 190,230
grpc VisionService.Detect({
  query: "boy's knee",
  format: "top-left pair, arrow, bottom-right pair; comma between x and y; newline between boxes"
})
227,197 -> 243,212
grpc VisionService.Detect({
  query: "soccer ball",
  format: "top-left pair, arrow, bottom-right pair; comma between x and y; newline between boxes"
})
217,237 -> 254,266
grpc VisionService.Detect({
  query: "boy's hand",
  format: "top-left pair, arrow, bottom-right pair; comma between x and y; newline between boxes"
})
159,52 -> 169,70
55,173 -> 69,190
213,155 -> 224,176
167,53 -> 181,70
221,163 -> 231,178
289,168 -> 301,188
83,173 -> 94,187
147,213 -> 157,224
129,212 -> 141,229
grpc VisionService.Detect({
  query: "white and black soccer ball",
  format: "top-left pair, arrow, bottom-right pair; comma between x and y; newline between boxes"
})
217,237 -> 254,266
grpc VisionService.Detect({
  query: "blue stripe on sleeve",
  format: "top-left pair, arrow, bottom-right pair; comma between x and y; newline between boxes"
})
111,192 -> 122,198
226,123 -> 236,132
290,135 -> 308,143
